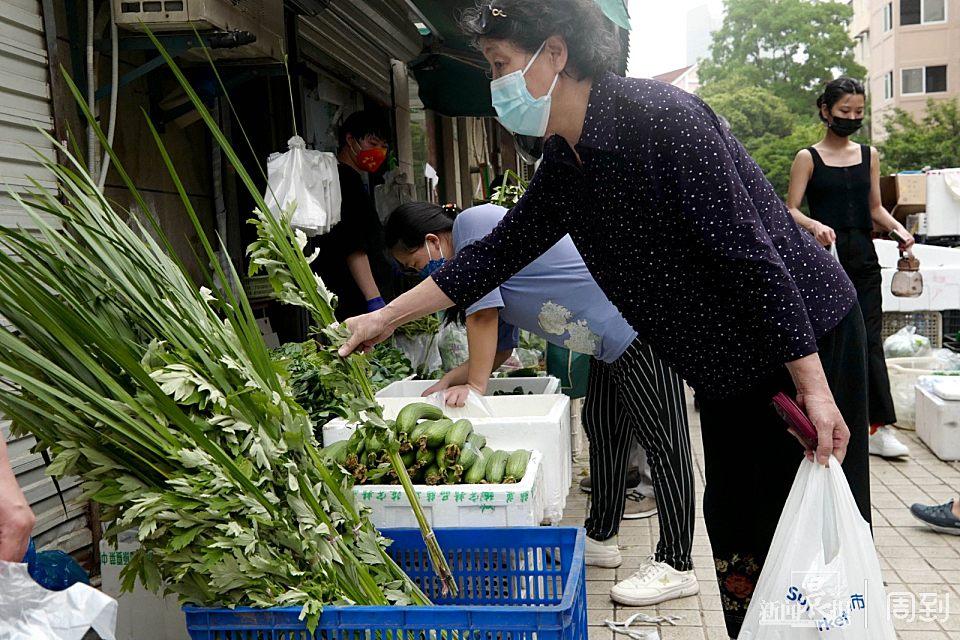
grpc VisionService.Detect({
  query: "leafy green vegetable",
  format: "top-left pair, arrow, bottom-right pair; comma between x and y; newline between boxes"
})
394,314 -> 441,338
271,340 -> 412,433
0,129 -> 429,628
0,29 -> 456,630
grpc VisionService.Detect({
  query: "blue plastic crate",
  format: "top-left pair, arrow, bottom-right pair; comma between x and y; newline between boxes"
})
184,526 -> 586,640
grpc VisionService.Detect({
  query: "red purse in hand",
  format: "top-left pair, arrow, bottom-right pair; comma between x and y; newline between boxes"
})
771,392 -> 818,450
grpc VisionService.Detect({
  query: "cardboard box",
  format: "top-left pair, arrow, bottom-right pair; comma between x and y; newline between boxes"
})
99,534 -> 190,640
881,173 -> 926,222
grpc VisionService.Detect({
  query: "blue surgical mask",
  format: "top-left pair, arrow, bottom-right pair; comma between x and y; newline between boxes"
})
490,41 -> 559,137
418,242 -> 445,280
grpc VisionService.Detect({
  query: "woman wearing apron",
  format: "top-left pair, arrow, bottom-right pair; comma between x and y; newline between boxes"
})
787,76 -> 914,459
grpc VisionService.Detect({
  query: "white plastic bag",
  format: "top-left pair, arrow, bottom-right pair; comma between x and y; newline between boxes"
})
439,322 -> 469,370
738,457 -> 895,639
933,348 -> 960,371
394,333 -> 442,376
883,325 -> 931,358
425,388 -> 493,419
0,561 -> 118,640
264,136 -> 341,237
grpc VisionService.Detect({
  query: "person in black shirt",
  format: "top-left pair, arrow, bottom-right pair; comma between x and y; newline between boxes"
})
786,77 -> 914,460
310,110 -> 394,320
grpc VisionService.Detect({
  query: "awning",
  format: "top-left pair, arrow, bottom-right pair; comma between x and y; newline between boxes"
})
408,50 -> 495,118
407,0 -> 629,118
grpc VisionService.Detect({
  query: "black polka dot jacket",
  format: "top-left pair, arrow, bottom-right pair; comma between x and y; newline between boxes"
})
432,73 -> 857,400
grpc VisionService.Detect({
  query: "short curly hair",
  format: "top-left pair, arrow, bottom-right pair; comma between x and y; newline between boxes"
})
459,0 -> 621,80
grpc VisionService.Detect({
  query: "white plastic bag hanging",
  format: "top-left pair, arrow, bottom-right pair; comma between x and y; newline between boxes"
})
0,561 -> 118,640
393,333 -> 442,377
738,457 -> 896,639
264,136 -> 341,237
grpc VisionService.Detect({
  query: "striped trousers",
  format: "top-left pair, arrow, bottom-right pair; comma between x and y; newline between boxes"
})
583,339 -> 695,572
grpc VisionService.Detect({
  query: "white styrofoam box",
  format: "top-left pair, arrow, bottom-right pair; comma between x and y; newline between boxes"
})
99,533 -> 189,640
375,376 -> 560,398
925,170 -> 960,238
916,380 -> 960,461
353,450 -> 545,527
876,239 -> 960,312
887,356 -> 947,429
323,394 -> 572,523
875,239 -> 960,268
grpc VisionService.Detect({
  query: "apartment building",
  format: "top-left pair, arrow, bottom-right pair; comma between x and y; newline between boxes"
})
852,0 -> 960,139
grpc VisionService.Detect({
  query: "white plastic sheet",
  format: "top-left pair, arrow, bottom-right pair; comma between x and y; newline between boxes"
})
425,388 -> 493,419
0,561 -> 117,640
738,457 -> 895,639
264,136 -> 341,237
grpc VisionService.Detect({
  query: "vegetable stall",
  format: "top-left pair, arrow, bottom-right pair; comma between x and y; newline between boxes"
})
0,36 -> 584,640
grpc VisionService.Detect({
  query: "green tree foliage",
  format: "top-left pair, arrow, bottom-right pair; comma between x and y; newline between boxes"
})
880,98 -> 960,173
699,0 -> 865,115
698,77 -> 795,141
749,122 -> 824,198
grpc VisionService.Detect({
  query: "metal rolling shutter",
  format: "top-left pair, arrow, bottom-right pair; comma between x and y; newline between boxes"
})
0,0 -> 89,557
297,0 -> 421,103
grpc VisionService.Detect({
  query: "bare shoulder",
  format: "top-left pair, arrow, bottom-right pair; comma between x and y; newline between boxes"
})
793,148 -> 814,167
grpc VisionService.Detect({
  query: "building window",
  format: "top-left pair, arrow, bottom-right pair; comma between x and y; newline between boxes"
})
884,71 -> 894,99
901,65 -> 948,94
883,2 -> 894,30
900,0 -> 946,25
926,65 -> 947,92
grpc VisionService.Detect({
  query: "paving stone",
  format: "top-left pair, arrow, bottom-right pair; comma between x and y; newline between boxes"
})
656,609 -> 703,626
659,628 -> 707,639
587,580 -> 615,595
574,394 -> 960,638
588,607 -> 615,626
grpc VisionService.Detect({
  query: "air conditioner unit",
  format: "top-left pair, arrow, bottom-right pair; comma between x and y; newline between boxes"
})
113,0 -> 284,61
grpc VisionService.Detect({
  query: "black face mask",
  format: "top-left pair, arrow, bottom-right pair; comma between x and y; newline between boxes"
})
513,133 -> 544,164
829,117 -> 863,137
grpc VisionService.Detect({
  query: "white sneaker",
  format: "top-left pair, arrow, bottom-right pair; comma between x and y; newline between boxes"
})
869,426 -> 910,458
585,535 -> 623,568
622,490 -> 658,520
609,556 -> 699,606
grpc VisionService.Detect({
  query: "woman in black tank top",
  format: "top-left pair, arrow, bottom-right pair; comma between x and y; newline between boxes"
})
787,77 -> 915,457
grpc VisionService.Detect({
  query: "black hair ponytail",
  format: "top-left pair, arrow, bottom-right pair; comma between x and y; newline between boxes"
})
384,202 -> 461,252
816,77 -> 865,122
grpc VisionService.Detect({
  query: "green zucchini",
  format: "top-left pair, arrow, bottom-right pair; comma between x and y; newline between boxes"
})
504,449 -> 531,483
485,450 -> 510,484
445,465 -> 463,484
395,402 -> 444,434
458,442 -> 480,470
423,418 -> 454,449
424,464 -> 443,486
409,420 -> 432,445
416,446 -> 434,466
464,448 -> 489,483
444,419 -> 473,448
467,432 -> 486,451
